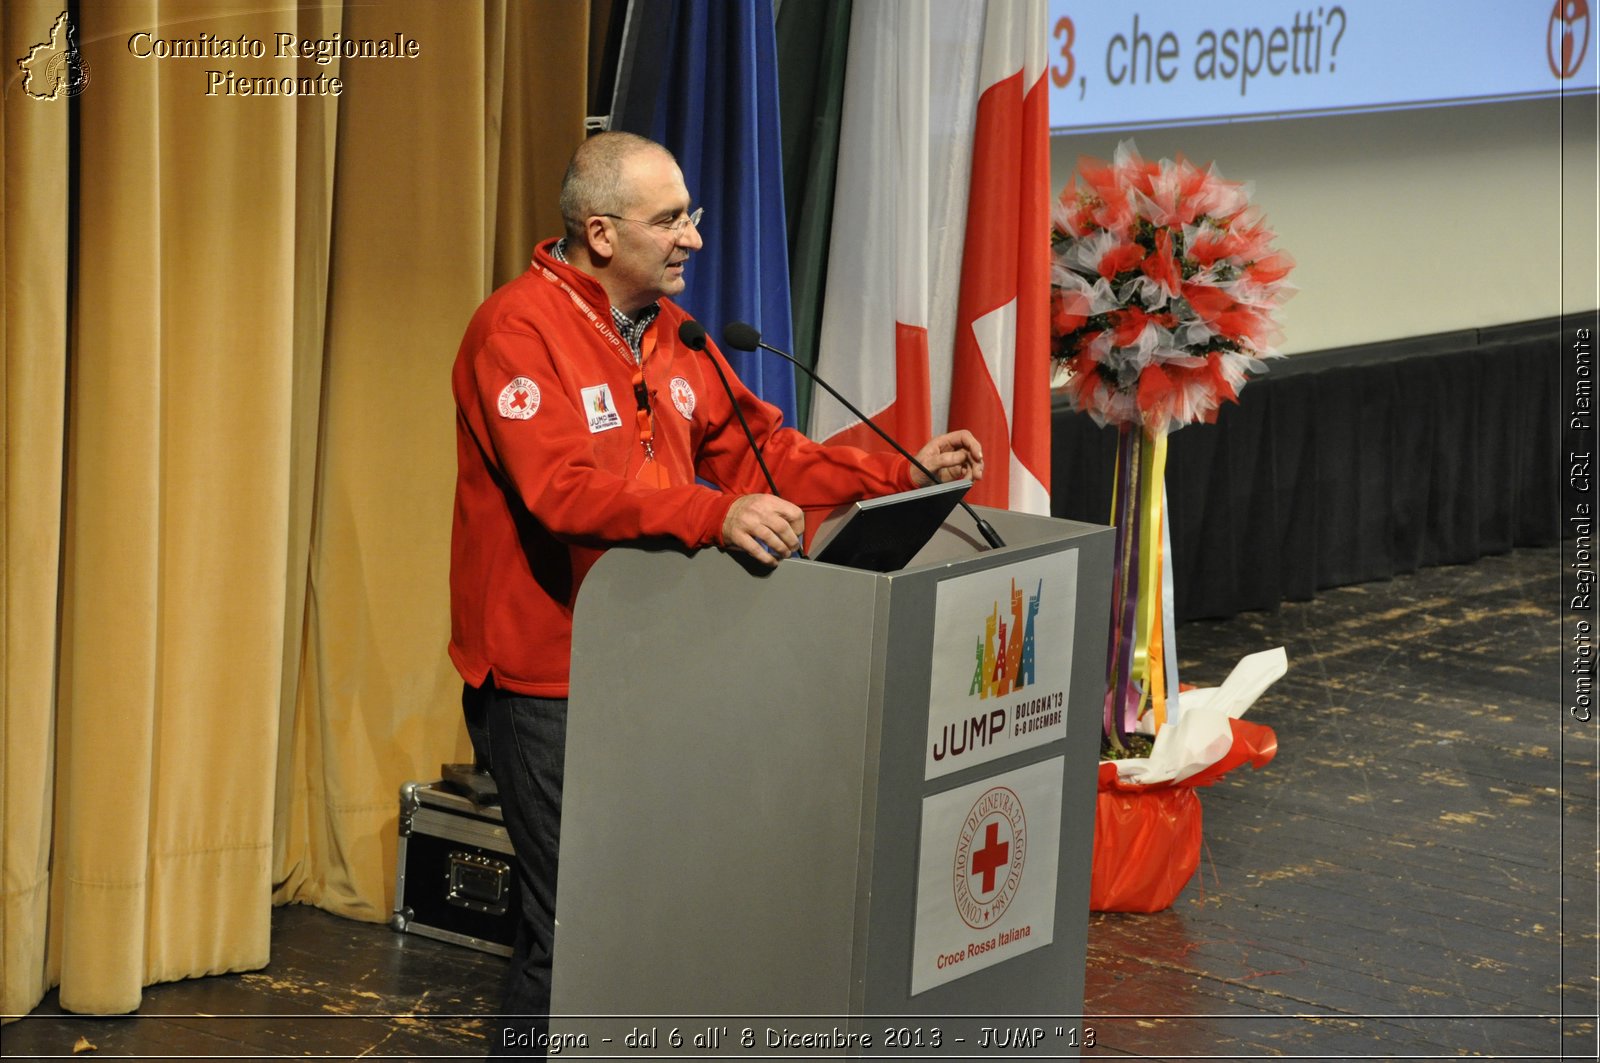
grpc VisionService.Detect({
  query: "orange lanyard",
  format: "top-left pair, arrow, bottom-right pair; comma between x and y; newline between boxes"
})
536,265 -> 670,486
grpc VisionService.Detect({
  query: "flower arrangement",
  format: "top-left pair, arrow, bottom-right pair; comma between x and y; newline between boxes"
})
1048,143 -> 1295,759
1050,141 -> 1294,435
1053,144 -> 1293,911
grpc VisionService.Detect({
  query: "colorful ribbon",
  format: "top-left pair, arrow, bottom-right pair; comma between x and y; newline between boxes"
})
1103,426 -> 1181,752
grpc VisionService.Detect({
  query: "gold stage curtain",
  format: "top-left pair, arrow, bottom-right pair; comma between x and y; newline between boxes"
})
1,0 -> 587,1019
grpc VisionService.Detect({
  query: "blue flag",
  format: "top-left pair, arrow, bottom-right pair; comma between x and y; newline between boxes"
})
619,0 -> 798,426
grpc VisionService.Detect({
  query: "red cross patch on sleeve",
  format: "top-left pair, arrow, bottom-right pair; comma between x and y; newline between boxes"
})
669,376 -> 696,419
497,377 -> 540,420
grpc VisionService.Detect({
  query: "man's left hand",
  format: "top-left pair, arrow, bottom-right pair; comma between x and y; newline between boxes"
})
911,431 -> 984,487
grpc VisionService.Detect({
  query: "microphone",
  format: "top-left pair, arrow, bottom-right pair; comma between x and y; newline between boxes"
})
722,321 -> 1005,550
677,319 -> 801,558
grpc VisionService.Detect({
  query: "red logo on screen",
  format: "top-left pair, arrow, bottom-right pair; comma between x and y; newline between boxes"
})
1549,0 -> 1592,79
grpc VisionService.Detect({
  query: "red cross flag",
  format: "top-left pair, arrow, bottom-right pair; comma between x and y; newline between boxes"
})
811,0 -> 1050,515
947,0 -> 1051,513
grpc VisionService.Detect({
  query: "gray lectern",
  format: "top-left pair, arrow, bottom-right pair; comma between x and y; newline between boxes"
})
551,507 -> 1111,1058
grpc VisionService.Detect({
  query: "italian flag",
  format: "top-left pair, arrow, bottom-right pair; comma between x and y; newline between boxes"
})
810,0 -> 1051,515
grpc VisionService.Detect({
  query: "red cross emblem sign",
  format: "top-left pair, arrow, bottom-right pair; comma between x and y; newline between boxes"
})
953,785 -> 1027,929
498,377 -> 540,420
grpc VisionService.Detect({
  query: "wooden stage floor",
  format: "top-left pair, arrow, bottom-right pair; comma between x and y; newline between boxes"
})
4,544 -> 1594,1061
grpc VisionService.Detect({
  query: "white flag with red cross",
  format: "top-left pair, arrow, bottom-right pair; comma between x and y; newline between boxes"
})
811,0 -> 1051,515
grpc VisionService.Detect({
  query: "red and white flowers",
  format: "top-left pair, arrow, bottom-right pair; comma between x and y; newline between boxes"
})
1051,142 -> 1294,434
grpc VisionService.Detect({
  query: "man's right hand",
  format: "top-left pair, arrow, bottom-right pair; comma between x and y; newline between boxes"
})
721,494 -> 804,567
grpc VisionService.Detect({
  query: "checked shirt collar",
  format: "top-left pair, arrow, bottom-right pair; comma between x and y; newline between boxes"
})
551,238 -> 659,363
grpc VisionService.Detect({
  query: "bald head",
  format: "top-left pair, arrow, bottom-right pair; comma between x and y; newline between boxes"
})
557,132 -> 700,314
559,132 -> 677,244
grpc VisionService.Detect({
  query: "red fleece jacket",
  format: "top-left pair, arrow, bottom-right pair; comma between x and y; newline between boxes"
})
449,240 -> 913,697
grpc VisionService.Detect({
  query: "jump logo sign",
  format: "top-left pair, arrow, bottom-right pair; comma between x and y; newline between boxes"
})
925,552 -> 1078,781
912,553 -> 1078,994
968,578 -> 1040,702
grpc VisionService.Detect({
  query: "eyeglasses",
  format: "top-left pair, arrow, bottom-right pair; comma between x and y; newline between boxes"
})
600,207 -> 705,237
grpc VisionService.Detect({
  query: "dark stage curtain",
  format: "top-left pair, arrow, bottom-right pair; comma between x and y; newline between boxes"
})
1050,319 -> 1564,622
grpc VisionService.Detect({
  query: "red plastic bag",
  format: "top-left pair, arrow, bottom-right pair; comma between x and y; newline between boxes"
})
1090,717 -> 1277,912
1090,765 -> 1202,912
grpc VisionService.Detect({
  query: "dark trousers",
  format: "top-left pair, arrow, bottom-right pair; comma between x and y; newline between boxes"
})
463,681 -> 567,1059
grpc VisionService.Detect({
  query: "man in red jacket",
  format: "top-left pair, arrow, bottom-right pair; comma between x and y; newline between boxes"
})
450,131 -> 982,1055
